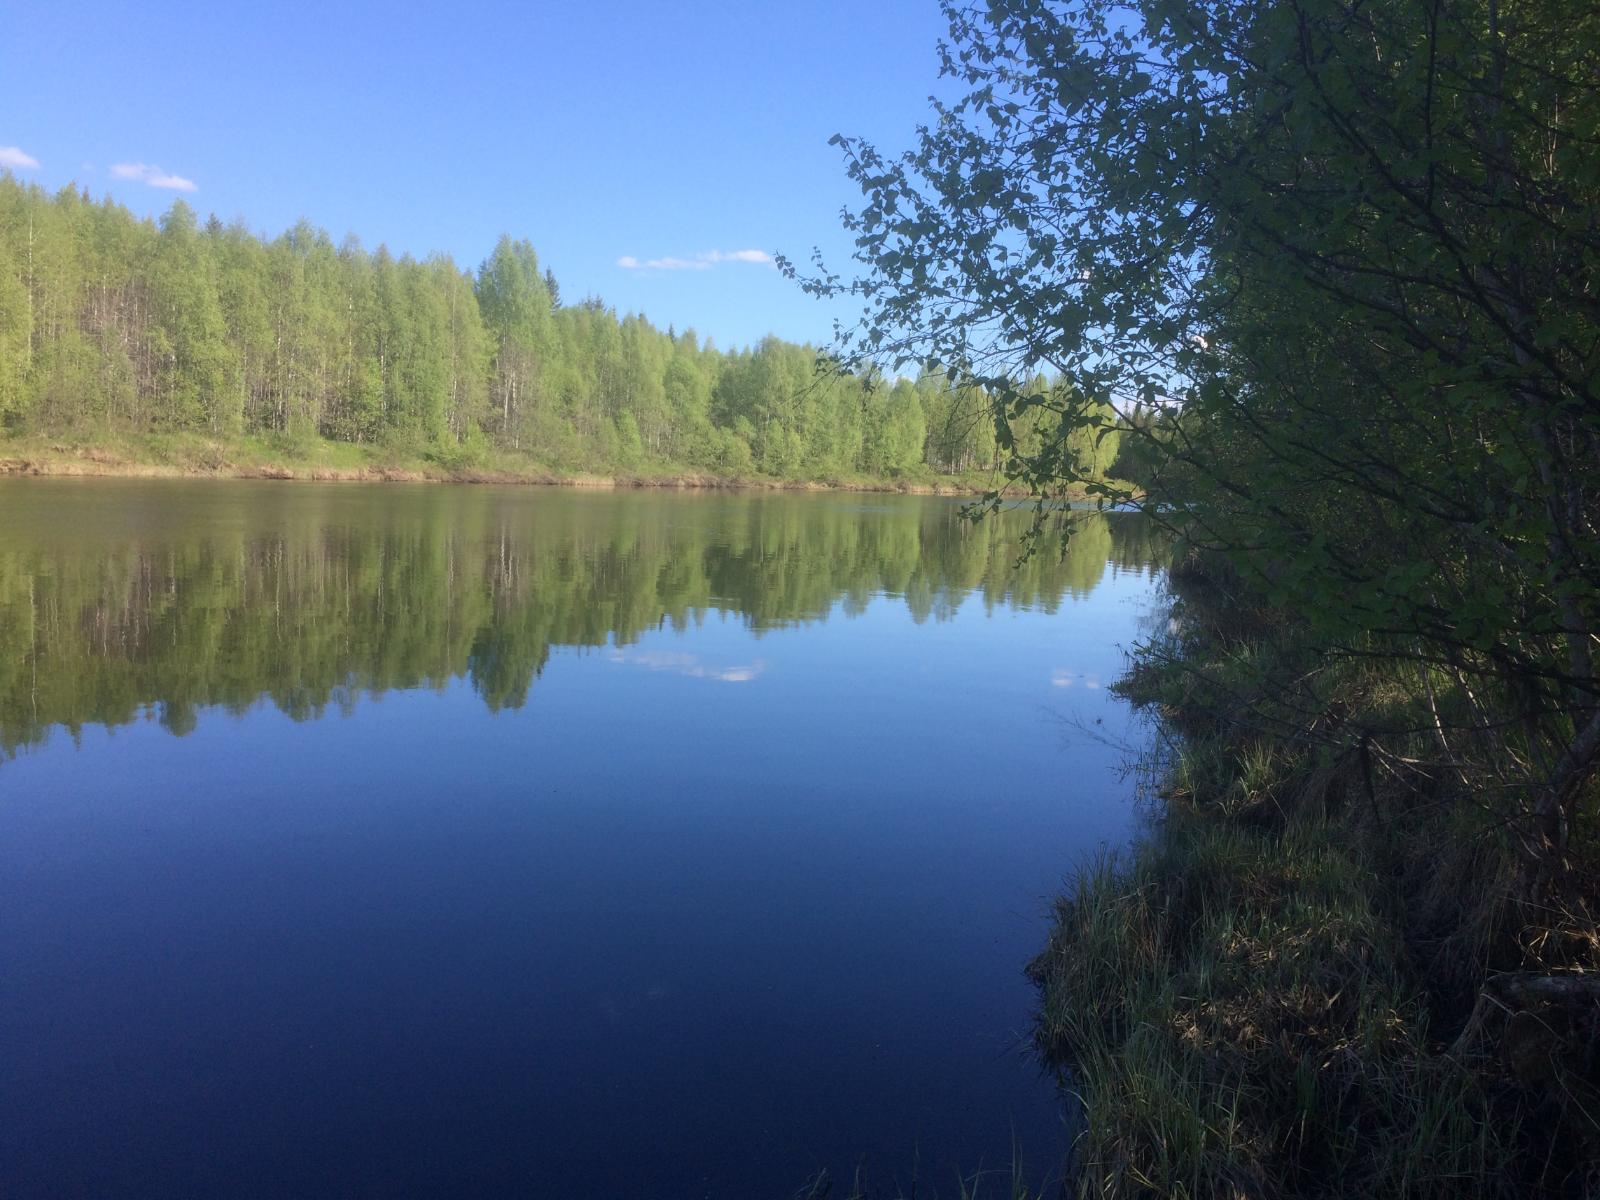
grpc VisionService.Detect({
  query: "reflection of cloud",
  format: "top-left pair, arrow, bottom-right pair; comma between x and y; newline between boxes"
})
610,648 -> 765,683
1050,669 -> 1100,689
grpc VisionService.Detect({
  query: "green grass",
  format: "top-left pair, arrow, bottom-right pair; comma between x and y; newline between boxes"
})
1033,811 -> 1533,1197
1029,553 -> 1600,1198
0,429 -> 1062,495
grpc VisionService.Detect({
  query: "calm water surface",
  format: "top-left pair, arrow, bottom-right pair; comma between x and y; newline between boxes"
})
0,480 -> 1163,1198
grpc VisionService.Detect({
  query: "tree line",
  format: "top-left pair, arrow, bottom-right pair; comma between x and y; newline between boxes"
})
0,174 -> 1119,480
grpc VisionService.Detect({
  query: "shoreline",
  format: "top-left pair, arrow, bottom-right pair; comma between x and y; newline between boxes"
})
1031,551 -> 1598,1196
0,443 -> 1026,498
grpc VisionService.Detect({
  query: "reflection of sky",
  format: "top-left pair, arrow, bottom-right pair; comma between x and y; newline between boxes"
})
1,538 -> 1162,1200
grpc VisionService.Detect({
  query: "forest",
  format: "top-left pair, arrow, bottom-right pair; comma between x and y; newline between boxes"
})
808,0 -> 1600,1195
0,173 -> 1118,485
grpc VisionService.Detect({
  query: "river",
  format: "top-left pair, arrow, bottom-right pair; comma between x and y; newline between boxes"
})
0,480 -> 1164,1198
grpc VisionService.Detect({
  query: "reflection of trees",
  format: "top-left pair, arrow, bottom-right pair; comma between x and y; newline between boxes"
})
0,491 -> 1160,751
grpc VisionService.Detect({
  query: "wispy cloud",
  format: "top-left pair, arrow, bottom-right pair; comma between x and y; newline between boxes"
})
0,145 -> 40,170
110,162 -> 198,192
617,255 -> 708,271
617,248 -> 774,272
703,249 -> 773,265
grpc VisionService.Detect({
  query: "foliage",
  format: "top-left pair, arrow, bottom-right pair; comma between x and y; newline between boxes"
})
797,0 -> 1600,888
0,174 -> 1128,487
802,1 -> 1600,1191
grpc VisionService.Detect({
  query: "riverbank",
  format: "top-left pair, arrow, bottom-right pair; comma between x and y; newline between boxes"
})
1030,552 -> 1599,1198
0,433 -> 1063,497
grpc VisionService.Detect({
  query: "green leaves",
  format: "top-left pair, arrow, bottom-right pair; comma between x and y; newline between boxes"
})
0,173 -> 1029,484
798,0 -> 1600,839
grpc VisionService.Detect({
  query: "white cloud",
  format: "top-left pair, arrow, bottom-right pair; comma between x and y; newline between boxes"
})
703,249 -> 773,265
618,248 -> 773,272
617,254 -> 710,271
0,145 -> 40,170
110,162 -> 198,192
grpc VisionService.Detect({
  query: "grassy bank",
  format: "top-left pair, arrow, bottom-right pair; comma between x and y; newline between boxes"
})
1030,554 -> 1600,1198
0,432 -> 1072,497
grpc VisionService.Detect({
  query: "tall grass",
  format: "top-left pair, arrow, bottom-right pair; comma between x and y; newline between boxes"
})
1029,555 -> 1599,1197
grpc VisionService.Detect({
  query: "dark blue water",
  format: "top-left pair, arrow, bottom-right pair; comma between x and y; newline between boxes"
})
0,481 -> 1162,1198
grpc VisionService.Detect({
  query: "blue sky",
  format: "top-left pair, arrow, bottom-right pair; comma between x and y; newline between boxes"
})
2,0 -> 953,351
